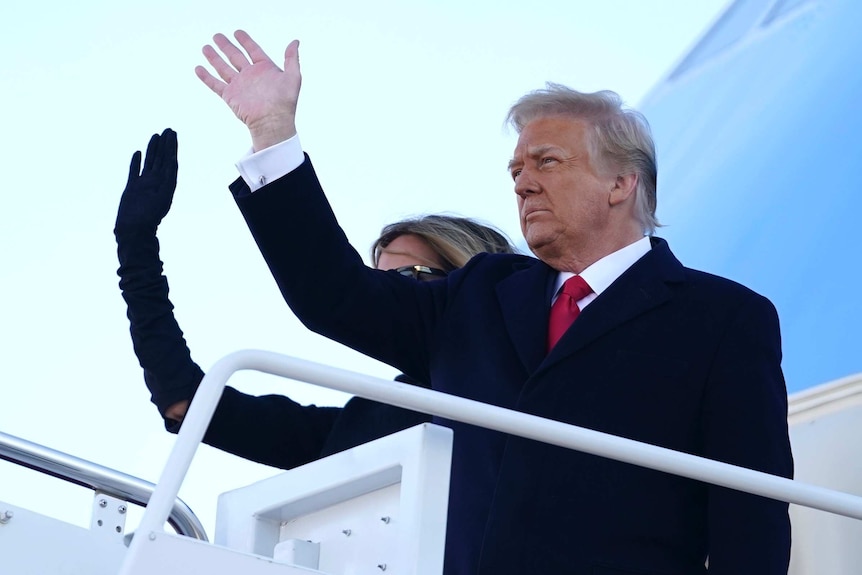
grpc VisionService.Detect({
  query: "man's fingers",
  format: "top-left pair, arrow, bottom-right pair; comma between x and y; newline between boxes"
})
234,30 -> 275,66
195,65 -> 226,97
213,32 -> 252,73
284,39 -> 300,75
201,44 -> 236,85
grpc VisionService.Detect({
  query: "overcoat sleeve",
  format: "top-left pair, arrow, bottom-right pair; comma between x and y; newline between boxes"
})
230,156 -> 449,385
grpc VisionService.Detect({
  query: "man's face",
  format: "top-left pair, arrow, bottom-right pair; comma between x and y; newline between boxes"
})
509,115 -> 618,264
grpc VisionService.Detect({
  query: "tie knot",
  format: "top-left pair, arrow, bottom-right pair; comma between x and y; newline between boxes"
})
560,275 -> 592,302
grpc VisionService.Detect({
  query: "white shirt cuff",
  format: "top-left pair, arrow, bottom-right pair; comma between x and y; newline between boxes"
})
235,135 -> 304,192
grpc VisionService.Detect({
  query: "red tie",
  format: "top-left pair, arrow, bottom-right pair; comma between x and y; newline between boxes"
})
547,275 -> 592,351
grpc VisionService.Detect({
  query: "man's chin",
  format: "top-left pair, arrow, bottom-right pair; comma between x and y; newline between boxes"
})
525,236 -> 553,259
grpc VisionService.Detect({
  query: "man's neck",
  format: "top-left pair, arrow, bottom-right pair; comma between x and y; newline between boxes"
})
541,232 -> 646,274
551,236 -> 652,308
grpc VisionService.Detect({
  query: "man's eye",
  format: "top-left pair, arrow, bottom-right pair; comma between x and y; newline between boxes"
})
511,169 -> 522,180
541,157 -> 557,165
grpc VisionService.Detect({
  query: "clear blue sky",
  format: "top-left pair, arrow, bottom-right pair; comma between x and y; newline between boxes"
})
1,0 -> 728,535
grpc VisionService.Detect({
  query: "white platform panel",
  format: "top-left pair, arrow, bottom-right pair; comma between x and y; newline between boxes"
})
216,423 -> 453,575
0,499 -> 127,575
121,531 -> 321,575
788,373 -> 862,575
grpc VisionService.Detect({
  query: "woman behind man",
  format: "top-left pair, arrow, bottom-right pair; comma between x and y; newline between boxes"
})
114,128 -> 516,469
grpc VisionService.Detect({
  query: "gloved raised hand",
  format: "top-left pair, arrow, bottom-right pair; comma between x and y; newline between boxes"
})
114,128 -> 204,422
115,128 -> 178,238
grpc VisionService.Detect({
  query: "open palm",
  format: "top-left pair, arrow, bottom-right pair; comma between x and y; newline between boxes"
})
195,30 -> 301,150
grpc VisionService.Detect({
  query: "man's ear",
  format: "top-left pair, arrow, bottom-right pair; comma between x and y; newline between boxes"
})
609,173 -> 638,206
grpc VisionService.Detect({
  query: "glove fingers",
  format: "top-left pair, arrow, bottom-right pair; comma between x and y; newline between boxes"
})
160,127 -> 176,141
159,128 -> 178,181
126,151 -> 142,188
142,133 -> 161,174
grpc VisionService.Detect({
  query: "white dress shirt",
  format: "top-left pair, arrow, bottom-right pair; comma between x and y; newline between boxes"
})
236,135 -> 304,192
550,236 -> 651,309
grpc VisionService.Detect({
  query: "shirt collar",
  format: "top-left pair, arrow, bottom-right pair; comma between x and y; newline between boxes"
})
552,236 -> 651,308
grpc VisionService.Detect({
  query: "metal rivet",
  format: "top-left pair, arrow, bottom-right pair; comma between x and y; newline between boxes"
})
377,564 -> 387,571
380,516 -> 391,524
148,532 -> 157,541
99,499 -> 108,508
0,510 -> 13,524
118,505 -> 127,514
341,529 -> 352,536
116,526 -> 122,533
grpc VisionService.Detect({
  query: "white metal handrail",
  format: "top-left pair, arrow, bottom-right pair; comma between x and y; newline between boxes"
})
121,348 -> 862,572
0,430 -> 207,541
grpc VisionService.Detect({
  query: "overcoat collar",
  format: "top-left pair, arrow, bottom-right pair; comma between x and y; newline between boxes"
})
495,237 -> 686,375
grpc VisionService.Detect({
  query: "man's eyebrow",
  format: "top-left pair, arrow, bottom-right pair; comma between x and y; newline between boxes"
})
529,144 -> 564,158
507,145 -> 565,171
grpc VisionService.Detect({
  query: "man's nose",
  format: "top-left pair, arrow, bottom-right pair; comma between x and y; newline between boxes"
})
514,168 -> 539,198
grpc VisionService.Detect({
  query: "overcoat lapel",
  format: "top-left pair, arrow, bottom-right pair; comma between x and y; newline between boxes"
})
539,238 -> 686,372
495,259 -> 557,375
495,239 -> 686,377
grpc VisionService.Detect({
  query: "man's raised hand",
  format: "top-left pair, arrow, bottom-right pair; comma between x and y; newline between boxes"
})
195,30 -> 301,152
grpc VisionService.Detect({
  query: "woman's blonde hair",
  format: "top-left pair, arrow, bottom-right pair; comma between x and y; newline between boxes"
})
371,215 -> 517,271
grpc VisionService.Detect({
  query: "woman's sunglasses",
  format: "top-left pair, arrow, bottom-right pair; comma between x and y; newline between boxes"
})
395,265 -> 449,281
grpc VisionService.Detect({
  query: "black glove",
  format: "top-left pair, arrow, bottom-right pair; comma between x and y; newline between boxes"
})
115,128 -> 178,238
115,129 -> 204,420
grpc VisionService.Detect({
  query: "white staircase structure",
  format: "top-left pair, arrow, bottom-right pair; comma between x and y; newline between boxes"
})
787,373 -> 862,575
118,422 -> 452,575
0,430 -> 206,575
2,349 -> 862,574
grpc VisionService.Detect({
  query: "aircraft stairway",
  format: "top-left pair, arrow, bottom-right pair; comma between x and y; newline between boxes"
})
2,350 -> 861,574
